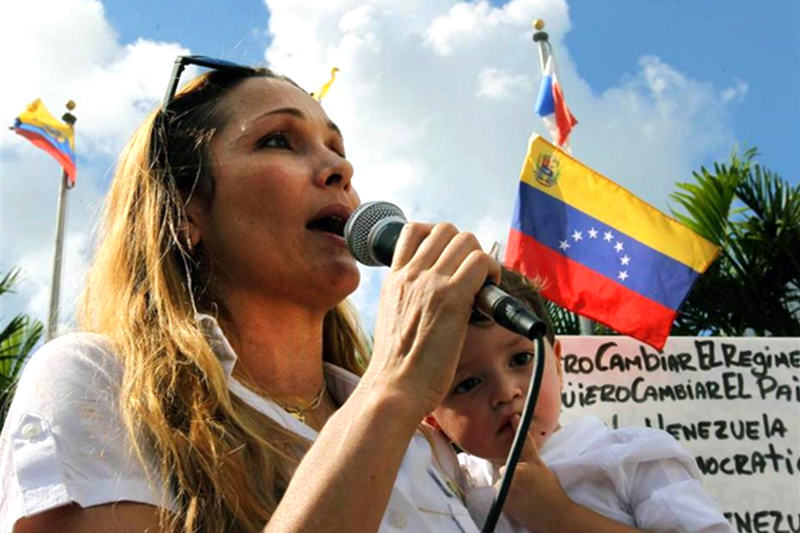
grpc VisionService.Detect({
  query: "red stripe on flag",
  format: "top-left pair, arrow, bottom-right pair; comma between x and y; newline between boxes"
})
551,81 -> 577,146
505,229 -> 674,350
15,128 -> 76,185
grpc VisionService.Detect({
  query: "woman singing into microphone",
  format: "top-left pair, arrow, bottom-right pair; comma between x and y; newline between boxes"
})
0,57 -> 500,532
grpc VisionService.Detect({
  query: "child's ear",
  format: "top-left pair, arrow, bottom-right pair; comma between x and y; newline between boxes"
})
424,415 -> 456,445
423,415 -> 441,430
553,339 -> 564,384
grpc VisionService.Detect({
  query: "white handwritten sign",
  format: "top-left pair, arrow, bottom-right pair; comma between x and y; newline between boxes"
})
558,336 -> 800,533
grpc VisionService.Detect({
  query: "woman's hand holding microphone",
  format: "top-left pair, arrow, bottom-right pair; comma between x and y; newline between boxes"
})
361,221 -> 500,422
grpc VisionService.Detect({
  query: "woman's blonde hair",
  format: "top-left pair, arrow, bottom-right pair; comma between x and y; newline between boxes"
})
79,68 -> 368,532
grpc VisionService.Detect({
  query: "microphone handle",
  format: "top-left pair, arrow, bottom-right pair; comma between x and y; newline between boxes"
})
475,284 -> 547,341
369,220 -> 405,267
370,221 -> 547,341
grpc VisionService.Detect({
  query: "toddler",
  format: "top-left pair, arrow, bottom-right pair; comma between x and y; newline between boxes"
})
425,268 -> 734,532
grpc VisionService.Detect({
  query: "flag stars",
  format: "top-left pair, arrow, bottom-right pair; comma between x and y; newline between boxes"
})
587,228 -> 598,239
618,271 -> 629,281
614,241 -> 624,253
558,240 -> 570,251
620,255 -> 631,266
572,230 -> 583,241
603,231 -> 614,242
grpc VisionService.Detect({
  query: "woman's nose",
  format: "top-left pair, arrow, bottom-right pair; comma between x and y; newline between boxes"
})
315,152 -> 354,192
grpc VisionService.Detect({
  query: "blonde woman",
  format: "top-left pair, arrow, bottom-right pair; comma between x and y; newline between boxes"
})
0,56 -> 499,532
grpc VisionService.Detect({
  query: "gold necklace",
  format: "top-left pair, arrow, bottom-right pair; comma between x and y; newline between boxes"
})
276,383 -> 327,423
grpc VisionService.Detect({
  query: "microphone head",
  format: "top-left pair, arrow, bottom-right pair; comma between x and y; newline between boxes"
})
344,201 -> 407,266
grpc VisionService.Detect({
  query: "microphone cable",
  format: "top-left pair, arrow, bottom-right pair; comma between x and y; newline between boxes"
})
481,334 -> 546,533
343,200 -> 548,532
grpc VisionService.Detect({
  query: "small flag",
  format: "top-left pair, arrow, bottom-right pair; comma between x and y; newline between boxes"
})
505,135 -> 720,349
312,67 -> 340,102
534,54 -> 577,147
11,99 -> 76,186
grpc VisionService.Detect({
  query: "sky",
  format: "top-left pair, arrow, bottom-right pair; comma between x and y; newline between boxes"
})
1,0 -> 798,340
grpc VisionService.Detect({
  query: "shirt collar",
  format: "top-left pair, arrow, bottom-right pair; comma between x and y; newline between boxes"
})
197,313 -> 239,379
195,312 -> 361,440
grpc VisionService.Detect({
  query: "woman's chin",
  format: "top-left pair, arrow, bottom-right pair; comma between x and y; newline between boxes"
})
317,263 -> 361,306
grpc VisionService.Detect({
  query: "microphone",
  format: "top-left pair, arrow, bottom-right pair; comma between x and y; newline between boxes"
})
344,201 -> 547,340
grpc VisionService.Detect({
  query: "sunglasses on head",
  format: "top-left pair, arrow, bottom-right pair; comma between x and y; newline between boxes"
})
162,55 -> 256,108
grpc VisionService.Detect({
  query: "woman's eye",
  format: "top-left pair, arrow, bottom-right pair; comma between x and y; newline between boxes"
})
510,352 -> 533,368
453,377 -> 481,395
332,142 -> 346,159
257,132 -> 291,149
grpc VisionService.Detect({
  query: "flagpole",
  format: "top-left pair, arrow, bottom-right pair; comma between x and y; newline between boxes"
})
531,20 -> 594,336
532,19 -> 551,69
46,101 -> 76,341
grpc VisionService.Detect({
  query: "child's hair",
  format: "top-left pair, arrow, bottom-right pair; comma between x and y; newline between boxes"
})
471,266 -> 556,346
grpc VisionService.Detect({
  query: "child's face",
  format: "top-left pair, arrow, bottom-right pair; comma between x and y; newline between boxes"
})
431,323 -> 563,461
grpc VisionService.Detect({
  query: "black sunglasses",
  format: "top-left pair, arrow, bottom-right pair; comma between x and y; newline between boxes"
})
162,55 -> 256,107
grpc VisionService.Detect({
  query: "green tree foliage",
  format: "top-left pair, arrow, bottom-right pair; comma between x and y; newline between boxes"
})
670,149 -> 800,336
543,300 -> 582,335
1,269 -> 44,425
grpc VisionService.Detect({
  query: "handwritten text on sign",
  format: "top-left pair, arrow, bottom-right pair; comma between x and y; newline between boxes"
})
558,336 -> 799,533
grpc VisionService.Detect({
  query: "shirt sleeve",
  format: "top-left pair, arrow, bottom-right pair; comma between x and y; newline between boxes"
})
0,333 -> 168,532
624,432 -> 734,532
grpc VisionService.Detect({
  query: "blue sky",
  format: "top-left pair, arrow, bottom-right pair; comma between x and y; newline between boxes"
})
564,0 -> 799,182
1,0 -> 798,335
103,0 -> 799,182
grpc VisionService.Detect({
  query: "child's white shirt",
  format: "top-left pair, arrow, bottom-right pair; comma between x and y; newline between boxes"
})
457,415 -> 734,532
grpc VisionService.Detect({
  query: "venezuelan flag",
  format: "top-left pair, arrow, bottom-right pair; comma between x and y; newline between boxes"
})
505,135 -> 719,349
12,99 -> 76,186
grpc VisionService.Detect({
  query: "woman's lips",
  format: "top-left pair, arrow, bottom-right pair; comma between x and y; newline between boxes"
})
307,203 -> 353,234
306,203 -> 355,248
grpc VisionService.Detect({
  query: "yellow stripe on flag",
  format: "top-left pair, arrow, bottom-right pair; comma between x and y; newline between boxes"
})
520,134 -> 719,272
18,98 -> 74,149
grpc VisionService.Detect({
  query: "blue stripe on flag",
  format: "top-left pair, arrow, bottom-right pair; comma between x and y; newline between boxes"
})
534,75 -> 555,116
14,122 -> 74,160
510,181 -> 699,311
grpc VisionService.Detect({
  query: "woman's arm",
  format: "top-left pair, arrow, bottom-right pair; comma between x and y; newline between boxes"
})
502,458 -> 646,533
498,421 -> 645,533
265,380 -> 422,532
14,502 -> 163,533
547,503 -> 645,533
267,223 -> 500,533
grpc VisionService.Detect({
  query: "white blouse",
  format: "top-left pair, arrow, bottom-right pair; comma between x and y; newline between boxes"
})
0,315 -> 479,532
459,415 -> 734,532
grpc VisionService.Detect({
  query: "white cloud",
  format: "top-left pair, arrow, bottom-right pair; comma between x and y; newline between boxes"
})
0,0 -> 188,334
1,0 -> 747,340
424,0 -> 568,57
262,0 -> 744,329
721,80 -> 748,103
573,55 -> 739,204
339,4 -> 375,34
477,68 -> 532,100
425,2 -> 493,56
